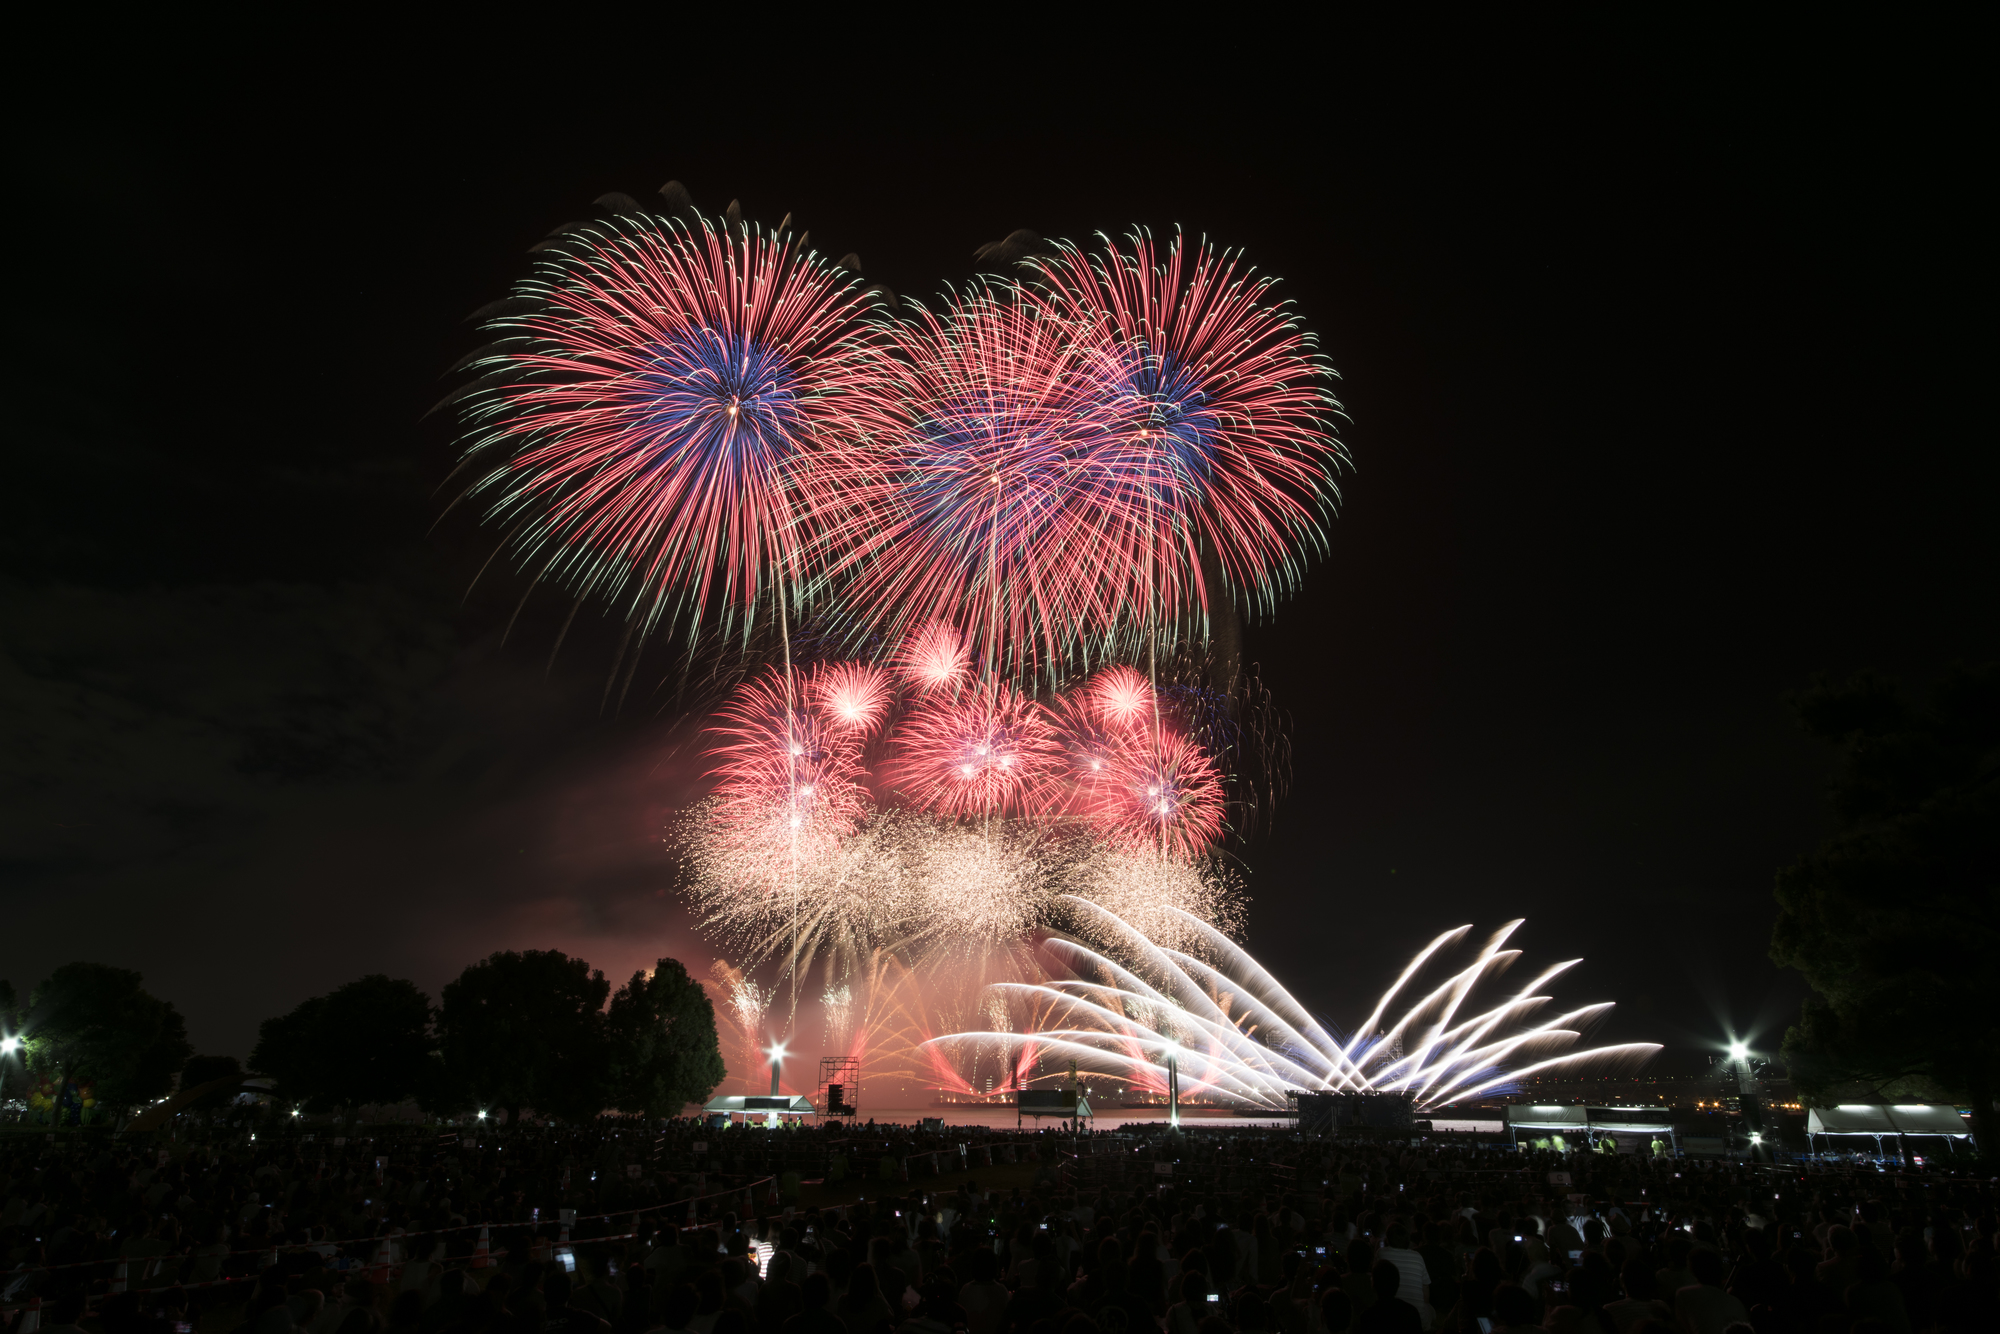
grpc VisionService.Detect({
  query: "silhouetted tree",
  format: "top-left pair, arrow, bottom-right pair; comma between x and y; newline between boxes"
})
25,962 -> 192,1112
437,950 -> 610,1125
176,1054 -> 246,1110
250,974 -> 434,1117
1770,662 -> 1999,1150
606,958 -> 726,1120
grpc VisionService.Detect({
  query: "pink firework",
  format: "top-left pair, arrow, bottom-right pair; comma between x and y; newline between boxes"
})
454,208 -> 891,637
1025,231 -> 1347,623
889,684 -> 1063,819
893,621 -> 973,694
1088,665 -> 1155,731
706,670 -> 868,857
1088,727 -> 1226,859
1045,689 -> 1124,824
810,661 -> 892,734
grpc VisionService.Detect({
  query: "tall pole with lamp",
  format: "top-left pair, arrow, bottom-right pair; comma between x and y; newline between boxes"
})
1727,1042 -> 1771,1163
767,1043 -> 787,1129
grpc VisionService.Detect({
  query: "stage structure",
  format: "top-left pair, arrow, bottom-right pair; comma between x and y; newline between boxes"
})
817,1056 -> 860,1121
1016,1088 -> 1092,1130
1297,1091 -> 1415,1133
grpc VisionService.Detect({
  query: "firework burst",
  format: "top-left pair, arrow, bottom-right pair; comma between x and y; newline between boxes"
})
678,803 -> 914,984
448,202 -> 890,655
705,669 -> 868,859
1088,664 -> 1155,729
823,286 -> 1153,680
1064,848 -> 1244,952
887,681 -> 1063,819
811,661 -> 893,734
894,621 -> 974,694
926,907 -> 1659,1110
1087,726 -> 1226,859
1025,231 -> 1348,624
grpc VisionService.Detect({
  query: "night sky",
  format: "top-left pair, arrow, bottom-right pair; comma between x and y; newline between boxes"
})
5,31 -> 1988,1077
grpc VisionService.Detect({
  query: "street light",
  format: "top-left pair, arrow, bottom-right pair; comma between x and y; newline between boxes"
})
1723,1039 -> 1768,1163
0,1037 -> 19,1055
767,1043 -> 788,1093
766,1043 -> 788,1127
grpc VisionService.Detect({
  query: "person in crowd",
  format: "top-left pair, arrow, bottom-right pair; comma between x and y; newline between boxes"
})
1378,1226 -> 1431,1327
1488,1285 -> 1540,1334
1671,1250 -> 1748,1334
835,1264 -> 893,1334
1168,1270 -> 1216,1334
1600,1259 -> 1671,1334
955,1247 -> 1009,1334
1356,1261 -> 1422,1334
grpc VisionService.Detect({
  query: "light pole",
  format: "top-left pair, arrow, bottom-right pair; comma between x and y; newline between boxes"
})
1165,1040 -> 1181,1130
1726,1041 -> 1770,1163
767,1043 -> 787,1129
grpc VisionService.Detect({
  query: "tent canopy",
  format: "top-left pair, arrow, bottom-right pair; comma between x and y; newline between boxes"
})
1807,1104 -> 1969,1136
1506,1105 -> 1674,1134
703,1094 -> 816,1117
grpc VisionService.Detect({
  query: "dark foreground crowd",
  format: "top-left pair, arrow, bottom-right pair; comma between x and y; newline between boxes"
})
1,1124 -> 1994,1334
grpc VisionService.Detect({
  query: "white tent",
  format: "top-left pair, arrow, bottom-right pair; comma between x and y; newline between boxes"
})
1807,1104 -> 1969,1136
702,1093 -> 816,1123
1505,1105 -> 1677,1153
1805,1103 -> 1972,1158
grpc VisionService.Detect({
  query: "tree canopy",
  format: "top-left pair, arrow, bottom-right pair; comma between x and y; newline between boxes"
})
436,950 -> 610,1124
24,962 -> 192,1108
250,973 -> 435,1114
1770,662 -> 1999,1149
606,958 -> 726,1120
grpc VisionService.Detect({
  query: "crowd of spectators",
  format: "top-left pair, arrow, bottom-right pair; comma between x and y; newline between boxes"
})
1,1122 -> 1993,1334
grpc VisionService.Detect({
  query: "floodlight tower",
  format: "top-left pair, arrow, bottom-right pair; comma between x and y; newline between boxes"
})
767,1042 -> 787,1129
1726,1040 -> 1771,1163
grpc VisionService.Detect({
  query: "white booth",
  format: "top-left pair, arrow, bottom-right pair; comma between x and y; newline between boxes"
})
1805,1103 -> 1971,1161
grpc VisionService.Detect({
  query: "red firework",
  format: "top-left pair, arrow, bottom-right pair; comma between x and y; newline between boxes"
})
810,661 -> 892,734
888,683 -> 1063,819
706,670 -> 868,856
1086,726 -> 1226,859
1025,231 -> 1346,622
457,210 -> 892,636
893,621 -> 973,694
1048,688 -> 1128,784
1088,665 -> 1155,731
